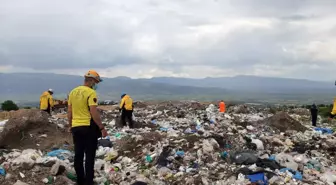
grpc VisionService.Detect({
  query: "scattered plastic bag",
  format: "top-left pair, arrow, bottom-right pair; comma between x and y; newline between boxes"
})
47,149 -> 73,160
280,168 -> 302,181
314,127 -> 333,134
0,166 -> 6,176
246,172 -> 268,185
275,153 -> 298,171
98,139 -> 113,148
229,151 -> 258,165
251,138 -> 264,150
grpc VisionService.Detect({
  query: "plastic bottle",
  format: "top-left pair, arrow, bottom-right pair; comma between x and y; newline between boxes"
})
66,171 -> 77,181
115,133 -> 121,139
47,176 -> 54,184
145,154 -> 153,163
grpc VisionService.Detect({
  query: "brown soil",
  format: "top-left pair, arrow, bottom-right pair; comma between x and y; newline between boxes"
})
3,122 -> 72,151
0,166 -> 74,185
183,135 -> 203,150
133,102 -> 148,108
98,105 -> 119,111
0,109 -> 72,151
114,132 -> 164,159
0,109 -> 38,121
260,111 -> 308,132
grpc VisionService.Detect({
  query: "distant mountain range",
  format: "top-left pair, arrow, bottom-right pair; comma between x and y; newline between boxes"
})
0,73 -> 335,105
144,75 -> 334,93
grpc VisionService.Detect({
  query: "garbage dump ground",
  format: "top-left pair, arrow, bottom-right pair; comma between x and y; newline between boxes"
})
0,102 -> 336,185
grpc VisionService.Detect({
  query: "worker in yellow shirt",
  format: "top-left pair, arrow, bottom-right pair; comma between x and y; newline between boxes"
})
40,89 -> 54,114
329,97 -> 336,120
119,93 -> 134,128
67,70 -> 108,185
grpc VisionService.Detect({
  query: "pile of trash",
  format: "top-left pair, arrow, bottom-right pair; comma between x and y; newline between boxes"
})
0,102 -> 336,185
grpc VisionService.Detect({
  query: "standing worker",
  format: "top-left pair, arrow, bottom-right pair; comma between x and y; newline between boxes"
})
119,93 -> 134,128
40,89 -> 54,114
310,104 -> 318,127
67,70 -> 108,185
329,97 -> 336,120
219,100 -> 226,113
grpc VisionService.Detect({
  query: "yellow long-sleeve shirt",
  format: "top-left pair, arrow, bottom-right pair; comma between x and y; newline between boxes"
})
119,95 -> 133,110
331,97 -> 336,116
40,91 -> 54,110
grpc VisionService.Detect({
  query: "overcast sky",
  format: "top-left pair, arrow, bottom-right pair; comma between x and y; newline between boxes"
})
0,0 -> 335,80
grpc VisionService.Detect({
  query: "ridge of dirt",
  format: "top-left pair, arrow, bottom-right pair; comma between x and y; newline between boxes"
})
0,109 -> 72,151
261,111 -> 308,132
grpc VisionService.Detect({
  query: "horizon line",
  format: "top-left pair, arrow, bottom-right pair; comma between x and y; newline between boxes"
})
0,71 -> 332,82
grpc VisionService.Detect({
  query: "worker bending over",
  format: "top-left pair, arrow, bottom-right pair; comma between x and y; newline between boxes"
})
329,97 -> 336,120
67,70 -> 108,185
119,93 -> 134,128
40,89 -> 54,114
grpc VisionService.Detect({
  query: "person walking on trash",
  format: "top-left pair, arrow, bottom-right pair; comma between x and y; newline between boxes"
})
39,89 -> 54,115
67,70 -> 108,185
310,103 -> 318,127
119,93 -> 135,128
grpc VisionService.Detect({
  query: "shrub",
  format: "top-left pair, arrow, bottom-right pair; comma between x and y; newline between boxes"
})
319,106 -> 332,118
1,100 -> 19,111
269,107 -> 277,114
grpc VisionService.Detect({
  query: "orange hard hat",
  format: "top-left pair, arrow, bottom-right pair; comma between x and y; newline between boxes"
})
84,70 -> 103,82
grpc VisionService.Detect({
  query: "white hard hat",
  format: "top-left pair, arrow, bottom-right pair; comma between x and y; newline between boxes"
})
48,89 -> 53,92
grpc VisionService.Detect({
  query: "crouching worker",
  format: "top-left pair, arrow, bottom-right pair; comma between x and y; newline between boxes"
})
119,93 -> 134,128
67,70 -> 108,185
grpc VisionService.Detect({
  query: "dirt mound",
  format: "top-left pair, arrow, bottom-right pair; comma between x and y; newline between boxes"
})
188,102 -> 206,110
0,166 -> 73,185
98,105 -> 119,111
133,101 -> 148,108
115,132 -> 164,159
228,105 -> 250,114
291,108 -> 310,116
0,109 -> 72,150
261,112 -> 308,132
0,109 -> 38,121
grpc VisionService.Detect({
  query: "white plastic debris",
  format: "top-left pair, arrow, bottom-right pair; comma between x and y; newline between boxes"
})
275,153 -> 299,171
251,138 -> 264,150
202,139 -> 214,153
0,119 -> 8,132
1,102 -> 336,185
14,180 -> 29,185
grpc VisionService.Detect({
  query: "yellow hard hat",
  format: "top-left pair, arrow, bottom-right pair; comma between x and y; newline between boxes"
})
84,70 -> 103,82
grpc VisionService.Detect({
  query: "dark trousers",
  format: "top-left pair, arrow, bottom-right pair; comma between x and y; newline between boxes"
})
312,113 -> 317,127
121,110 -> 134,128
72,126 -> 98,185
43,107 -> 51,115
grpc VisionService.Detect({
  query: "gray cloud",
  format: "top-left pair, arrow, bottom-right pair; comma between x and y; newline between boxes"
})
0,0 -> 335,80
